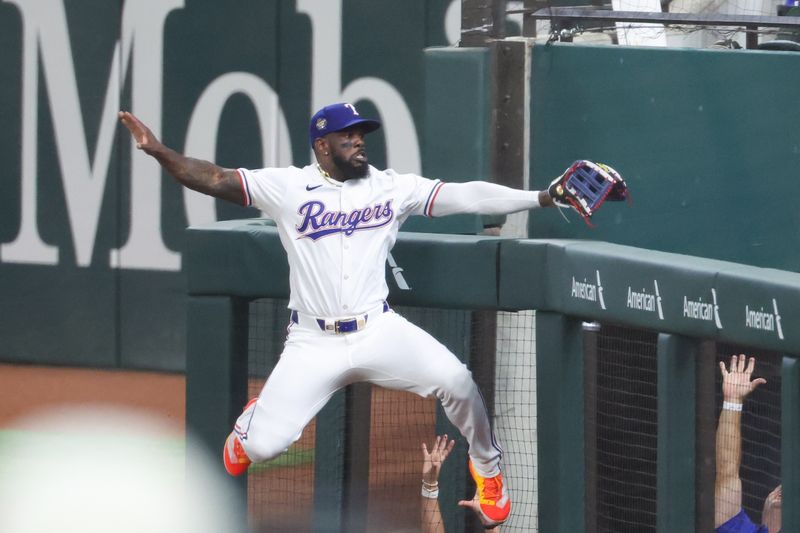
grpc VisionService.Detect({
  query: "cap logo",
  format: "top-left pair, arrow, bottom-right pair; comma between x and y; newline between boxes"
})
316,118 -> 327,130
344,103 -> 359,116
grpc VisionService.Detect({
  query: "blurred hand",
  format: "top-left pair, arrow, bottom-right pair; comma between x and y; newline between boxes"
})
765,485 -> 782,510
458,494 -> 499,529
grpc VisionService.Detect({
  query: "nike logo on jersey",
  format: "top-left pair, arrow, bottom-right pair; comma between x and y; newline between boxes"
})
295,200 -> 395,240
305,184 -> 323,191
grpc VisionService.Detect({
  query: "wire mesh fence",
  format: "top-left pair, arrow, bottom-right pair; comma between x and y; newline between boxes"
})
588,324 -> 659,533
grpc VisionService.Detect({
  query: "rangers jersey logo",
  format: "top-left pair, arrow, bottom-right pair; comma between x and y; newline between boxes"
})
296,200 -> 395,240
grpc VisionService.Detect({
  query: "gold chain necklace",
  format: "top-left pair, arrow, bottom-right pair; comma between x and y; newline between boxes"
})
317,164 -> 342,186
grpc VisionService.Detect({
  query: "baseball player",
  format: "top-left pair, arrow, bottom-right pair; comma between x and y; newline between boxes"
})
119,102 -> 558,527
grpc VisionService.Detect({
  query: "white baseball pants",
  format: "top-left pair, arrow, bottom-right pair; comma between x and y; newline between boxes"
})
234,309 -> 503,477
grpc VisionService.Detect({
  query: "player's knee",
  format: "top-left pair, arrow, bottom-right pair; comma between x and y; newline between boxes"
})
439,365 -> 476,402
241,434 -> 294,463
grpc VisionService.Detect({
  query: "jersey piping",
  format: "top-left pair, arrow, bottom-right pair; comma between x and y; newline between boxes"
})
237,168 -> 253,207
424,181 -> 445,217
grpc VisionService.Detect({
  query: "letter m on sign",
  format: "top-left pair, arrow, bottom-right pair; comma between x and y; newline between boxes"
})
2,0 -> 184,269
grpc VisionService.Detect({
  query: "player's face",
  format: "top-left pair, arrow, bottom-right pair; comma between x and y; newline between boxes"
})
329,126 -> 369,180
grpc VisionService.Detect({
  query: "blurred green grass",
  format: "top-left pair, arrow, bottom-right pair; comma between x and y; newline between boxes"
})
0,429 -> 314,477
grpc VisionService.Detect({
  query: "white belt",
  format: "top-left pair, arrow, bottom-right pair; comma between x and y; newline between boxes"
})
290,301 -> 390,334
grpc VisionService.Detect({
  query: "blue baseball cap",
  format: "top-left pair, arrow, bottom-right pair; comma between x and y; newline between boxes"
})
309,103 -> 381,146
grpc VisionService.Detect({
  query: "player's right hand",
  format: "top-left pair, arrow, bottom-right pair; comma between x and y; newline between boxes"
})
118,111 -> 160,153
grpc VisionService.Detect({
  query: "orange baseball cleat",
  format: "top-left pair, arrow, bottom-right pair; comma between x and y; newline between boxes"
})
469,460 -> 511,526
222,398 -> 257,477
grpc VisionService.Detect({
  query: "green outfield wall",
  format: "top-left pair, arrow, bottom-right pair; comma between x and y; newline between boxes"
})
0,0 -> 462,371
528,43 -> 800,272
1,3 -> 799,379
185,220 -> 800,533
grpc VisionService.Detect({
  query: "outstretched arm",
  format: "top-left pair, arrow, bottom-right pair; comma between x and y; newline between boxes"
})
714,354 -> 767,527
430,181 -> 553,217
118,111 -> 245,205
421,435 -> 456,533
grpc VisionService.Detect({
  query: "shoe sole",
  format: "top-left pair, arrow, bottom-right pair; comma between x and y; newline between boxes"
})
223,433 -> 250,476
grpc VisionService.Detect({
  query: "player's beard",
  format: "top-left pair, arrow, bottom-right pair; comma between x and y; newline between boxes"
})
332,151 -> 369,180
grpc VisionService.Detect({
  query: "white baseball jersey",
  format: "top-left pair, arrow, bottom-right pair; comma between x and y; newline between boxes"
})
236,164 -> 443,318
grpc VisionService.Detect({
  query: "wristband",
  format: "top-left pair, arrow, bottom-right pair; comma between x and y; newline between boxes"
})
421,486 -> 439,499
723,401 -> 743,412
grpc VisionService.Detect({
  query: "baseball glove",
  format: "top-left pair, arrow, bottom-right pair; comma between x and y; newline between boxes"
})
548,160 -> 628,225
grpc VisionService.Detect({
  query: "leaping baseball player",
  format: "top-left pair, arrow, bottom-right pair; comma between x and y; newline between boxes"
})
119,102 -> 562,527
